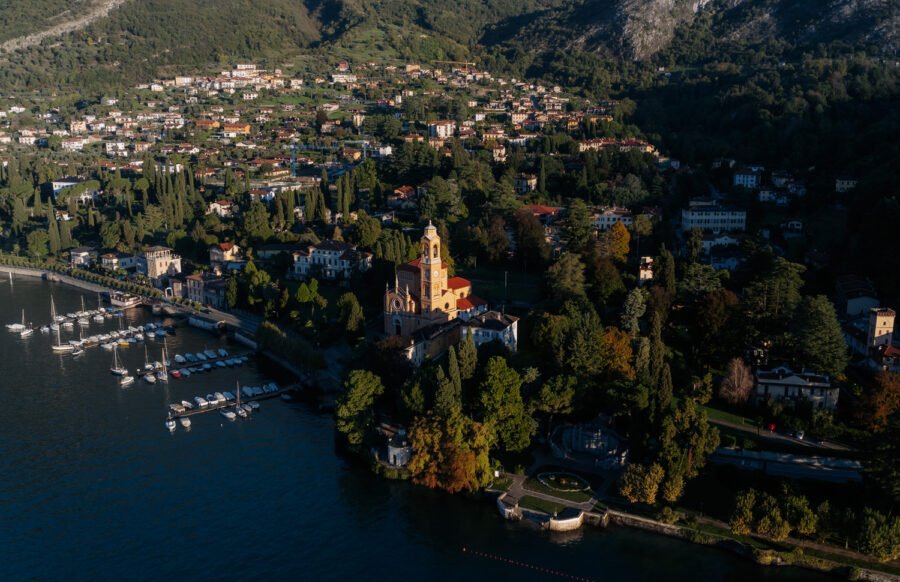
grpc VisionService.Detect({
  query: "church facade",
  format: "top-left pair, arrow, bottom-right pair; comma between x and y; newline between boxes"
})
384,222 -> 485,338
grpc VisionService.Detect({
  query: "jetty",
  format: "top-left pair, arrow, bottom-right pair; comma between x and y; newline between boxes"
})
167,384 -> 299,421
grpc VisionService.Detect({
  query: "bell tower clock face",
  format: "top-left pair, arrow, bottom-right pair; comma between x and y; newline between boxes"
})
432,269 -> 439,278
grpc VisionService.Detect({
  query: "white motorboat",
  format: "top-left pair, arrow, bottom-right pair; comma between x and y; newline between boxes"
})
219,409 -> 236,420
165,420 -> 176,432
19,327 -> 33,338
204,350 -> 217,359
241,403 -> 253,414
101,342 -> 116,350
40,326 -> 50,334
62,321 -> 74,329
248,401 -> 260,410
180,400 -> 194,410
119,375 -> 135,386
72,347 -> 85,357
214,392 -> 226,403
194,396 -> 208,408
235,407 -> 248,418
110,346 -> 128,375
93,314 -> 105,323
179,418 -> 191,428
196,353 -> 208,362
180,368 -> 191,377
144,373 -> 157,384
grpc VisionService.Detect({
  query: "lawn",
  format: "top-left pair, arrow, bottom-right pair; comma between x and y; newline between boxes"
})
455,266 -> 543,305
518,496 -> 567,516
523,474 -> 594,504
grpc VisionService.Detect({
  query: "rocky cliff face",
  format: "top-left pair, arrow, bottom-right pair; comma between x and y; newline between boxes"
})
486,0 -> 897,60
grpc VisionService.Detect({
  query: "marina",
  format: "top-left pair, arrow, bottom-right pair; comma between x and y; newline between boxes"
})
3,275 -> 287,434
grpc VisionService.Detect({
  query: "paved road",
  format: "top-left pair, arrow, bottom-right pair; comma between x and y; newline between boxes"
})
708,417 -> 853,452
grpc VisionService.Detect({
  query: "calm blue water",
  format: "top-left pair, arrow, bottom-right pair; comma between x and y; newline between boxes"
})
0,277 -> 826,580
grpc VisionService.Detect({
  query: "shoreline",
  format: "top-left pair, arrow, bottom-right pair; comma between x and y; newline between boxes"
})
491,487 -> 900,581
9,263 -> 897,579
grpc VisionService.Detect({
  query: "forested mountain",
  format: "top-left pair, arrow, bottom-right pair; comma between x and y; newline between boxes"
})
0,0 -> 895,93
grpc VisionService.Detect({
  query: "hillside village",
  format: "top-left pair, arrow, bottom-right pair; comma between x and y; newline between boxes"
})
1,56 -> 899,564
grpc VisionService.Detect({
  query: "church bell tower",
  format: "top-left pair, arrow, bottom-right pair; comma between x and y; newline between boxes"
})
420,221 -> 442,313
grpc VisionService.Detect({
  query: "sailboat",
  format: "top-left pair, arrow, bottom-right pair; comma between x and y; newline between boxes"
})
156,341 -> 169,382
77,297 -> 90,326
51,324 -> 74,353
93,293 -> 105,322
6,309 -> 26,332
110,345 -> 127,375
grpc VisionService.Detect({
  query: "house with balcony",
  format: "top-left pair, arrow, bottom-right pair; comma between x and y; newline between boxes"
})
291,240 -> 372,281
753,366 -> 838,411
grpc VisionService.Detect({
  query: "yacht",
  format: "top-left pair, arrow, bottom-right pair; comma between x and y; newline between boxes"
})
93,313 -> 105,323
119,375 -> 135,387
62,320 -> 74,329
101,342 -> 116,350
110,347 -> 128,375
214,392 -> 226,403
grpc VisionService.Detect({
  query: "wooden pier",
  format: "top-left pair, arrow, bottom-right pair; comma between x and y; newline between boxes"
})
168,384 -> 300,420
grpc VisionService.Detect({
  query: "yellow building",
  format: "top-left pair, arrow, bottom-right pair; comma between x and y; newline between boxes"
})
384,222 -> 485,338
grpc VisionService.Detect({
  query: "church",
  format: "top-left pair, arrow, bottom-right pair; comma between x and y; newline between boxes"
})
383,222 -> 486,338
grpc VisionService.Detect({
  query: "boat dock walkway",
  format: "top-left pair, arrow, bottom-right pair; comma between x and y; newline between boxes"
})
165,351 -> 255,373
168,384 -> 299,420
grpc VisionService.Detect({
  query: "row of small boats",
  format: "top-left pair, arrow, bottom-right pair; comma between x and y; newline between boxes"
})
165,383 -> 279,431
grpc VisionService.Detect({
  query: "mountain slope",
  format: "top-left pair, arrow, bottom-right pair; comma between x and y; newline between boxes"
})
484,0 -> 898,61
0,0 -> 130,52
0,0 -> 324,91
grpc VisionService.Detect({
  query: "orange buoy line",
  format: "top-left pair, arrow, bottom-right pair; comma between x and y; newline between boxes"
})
461,546 -> 594,581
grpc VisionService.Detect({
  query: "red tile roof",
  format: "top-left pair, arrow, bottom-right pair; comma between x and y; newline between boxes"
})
447,276 -> 471,290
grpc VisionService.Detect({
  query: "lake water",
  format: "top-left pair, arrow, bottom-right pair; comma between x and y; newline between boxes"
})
0,276 -> 826,580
